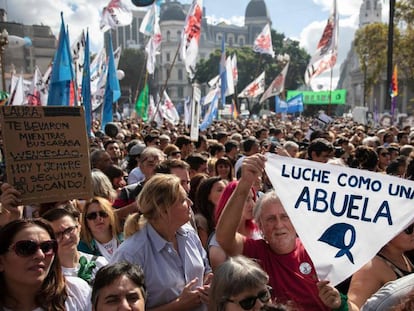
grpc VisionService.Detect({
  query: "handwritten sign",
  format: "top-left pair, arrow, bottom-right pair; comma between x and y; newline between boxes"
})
265,154 -> 414,286
0,106 -> 93,204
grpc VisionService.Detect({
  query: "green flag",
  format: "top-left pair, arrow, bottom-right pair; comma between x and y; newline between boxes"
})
135,83 -> 149,121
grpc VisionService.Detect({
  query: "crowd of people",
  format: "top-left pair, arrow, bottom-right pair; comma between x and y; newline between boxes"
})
2,113 -> 414,310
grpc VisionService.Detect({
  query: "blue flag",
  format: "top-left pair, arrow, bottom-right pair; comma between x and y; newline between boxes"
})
48,12 -> 74,106
102,32 -> 121,130
286,93 -> 304,113
220,37 -> 227,108
82,30 -> 92,137
275,96 -> 287,113
200,90 -> 219,131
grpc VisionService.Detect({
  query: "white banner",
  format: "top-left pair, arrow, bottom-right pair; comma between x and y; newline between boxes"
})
265,154 -> 414,286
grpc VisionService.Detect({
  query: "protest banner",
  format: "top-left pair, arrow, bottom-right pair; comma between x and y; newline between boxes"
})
265,153 -> 414,286
0,106 -> 93,204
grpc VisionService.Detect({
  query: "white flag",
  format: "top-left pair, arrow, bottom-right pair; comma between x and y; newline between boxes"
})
265,153 -> 414,286
145,18 -> 162,74
304,0 -> 338,86
148,94 -> 163,127
139,3 -> 158,36
181,0 -> 203,79
9,74 -> 25,106
90,48 -> 107,111
225,56 -> 235,96
71,30 -> 86,91
28,66 -> 44,106
260,62 -> 289,103
231,54 -> 238,85
100,0 -> 133,32
161,91 -> 180,125
253,23 -> 275,57
190,85 -> 201,142
238,71 -> 265,98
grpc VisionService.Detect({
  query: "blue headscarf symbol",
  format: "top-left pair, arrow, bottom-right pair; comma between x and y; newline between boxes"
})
318,223 -> 356,264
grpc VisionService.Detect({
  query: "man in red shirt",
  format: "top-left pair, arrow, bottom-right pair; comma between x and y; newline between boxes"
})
216,154 -> 357,311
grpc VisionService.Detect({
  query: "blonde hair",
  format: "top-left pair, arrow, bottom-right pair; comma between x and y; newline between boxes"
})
123,174 -> 184,237
81,197 -> 121,246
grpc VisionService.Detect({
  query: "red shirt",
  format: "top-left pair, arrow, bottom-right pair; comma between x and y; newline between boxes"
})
243,237 -> 330,311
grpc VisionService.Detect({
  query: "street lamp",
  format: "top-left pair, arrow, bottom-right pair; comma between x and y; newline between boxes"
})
386,0 -> 396,111
0,29 -> 8,91
363,52 -> 368,107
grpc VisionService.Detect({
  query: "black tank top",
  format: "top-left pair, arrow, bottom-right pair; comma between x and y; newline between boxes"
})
376,253 -> 414,279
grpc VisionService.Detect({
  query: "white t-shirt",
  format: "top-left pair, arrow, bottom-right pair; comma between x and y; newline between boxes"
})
61,251 -> 108,284
65,276 -> 92,311
2,276 -> 91,311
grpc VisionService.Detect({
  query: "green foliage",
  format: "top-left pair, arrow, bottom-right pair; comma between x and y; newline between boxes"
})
194,29 -> 310,96
354,23 -> 389,92
118,48 -> 146,100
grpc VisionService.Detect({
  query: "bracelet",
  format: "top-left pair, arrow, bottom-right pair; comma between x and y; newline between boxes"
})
333,293 -> 348,311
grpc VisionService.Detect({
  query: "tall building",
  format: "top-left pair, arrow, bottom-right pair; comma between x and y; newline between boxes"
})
112,0 -> 271,104
0,8 -> 56,87
338,0 -> 412,115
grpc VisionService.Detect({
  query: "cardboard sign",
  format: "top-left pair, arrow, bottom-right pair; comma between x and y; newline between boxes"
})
0,106 -> 93,204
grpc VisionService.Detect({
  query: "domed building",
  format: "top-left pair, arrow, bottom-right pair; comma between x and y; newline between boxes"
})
112,0 -> 271,104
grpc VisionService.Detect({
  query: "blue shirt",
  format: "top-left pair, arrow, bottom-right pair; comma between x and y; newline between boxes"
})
111,222 -> 210,310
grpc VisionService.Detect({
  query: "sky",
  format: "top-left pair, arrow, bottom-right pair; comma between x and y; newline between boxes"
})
2,0 -> 389,90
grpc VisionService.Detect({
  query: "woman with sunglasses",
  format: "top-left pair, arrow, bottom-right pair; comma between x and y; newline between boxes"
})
112,174 -> 212,310
0,219 -> 91,311
347,222 -> 414,308
79,197 -> 123,261
209,255 -> 290,311
42,207 -> 108,285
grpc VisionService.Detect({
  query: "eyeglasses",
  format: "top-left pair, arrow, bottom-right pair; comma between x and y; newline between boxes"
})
86,211 -> 109,221
9,240 -> 58,257
405,224 -> 414,234
226,286 -> 272,310
380,152 -> 390,157
54,225 -> 78,240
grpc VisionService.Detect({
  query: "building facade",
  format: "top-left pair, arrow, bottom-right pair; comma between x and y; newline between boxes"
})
0,8 -> 56,88
337,0 -> 412,115
113,0 -> 271,104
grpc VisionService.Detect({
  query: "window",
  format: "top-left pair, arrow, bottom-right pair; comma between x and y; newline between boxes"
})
178,87 -> 184,98
167,30 -> 171,41
166,52 -> 171,62
178,69 -> 183,81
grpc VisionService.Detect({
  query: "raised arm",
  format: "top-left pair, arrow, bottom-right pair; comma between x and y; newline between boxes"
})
216,154 -> 266,256
0,183 -> 24,227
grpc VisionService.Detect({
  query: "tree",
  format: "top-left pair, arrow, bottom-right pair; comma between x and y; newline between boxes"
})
194,29 -> 309,103
118,48 -> 147,103
354,23 -> 390,95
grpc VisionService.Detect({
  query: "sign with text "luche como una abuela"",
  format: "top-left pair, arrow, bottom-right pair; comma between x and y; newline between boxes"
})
287,89 -> 346,105
0,106 -> 93,205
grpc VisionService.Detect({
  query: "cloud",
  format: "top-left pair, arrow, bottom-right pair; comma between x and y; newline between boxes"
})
5,0 -> 108,52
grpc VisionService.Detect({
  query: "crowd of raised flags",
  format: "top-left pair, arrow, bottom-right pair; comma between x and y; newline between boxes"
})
3,0 -> 342,133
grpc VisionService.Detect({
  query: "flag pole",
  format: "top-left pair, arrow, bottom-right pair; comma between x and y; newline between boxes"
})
150,41 -> 182,123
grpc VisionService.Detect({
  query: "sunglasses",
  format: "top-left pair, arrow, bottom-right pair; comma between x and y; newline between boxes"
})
171,151 -> 181,156
86,211 -> 109,221
9,240 -> 58,257
405,224 -> 414,234
226,286 -> 272,310
54,225 -> 78,241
